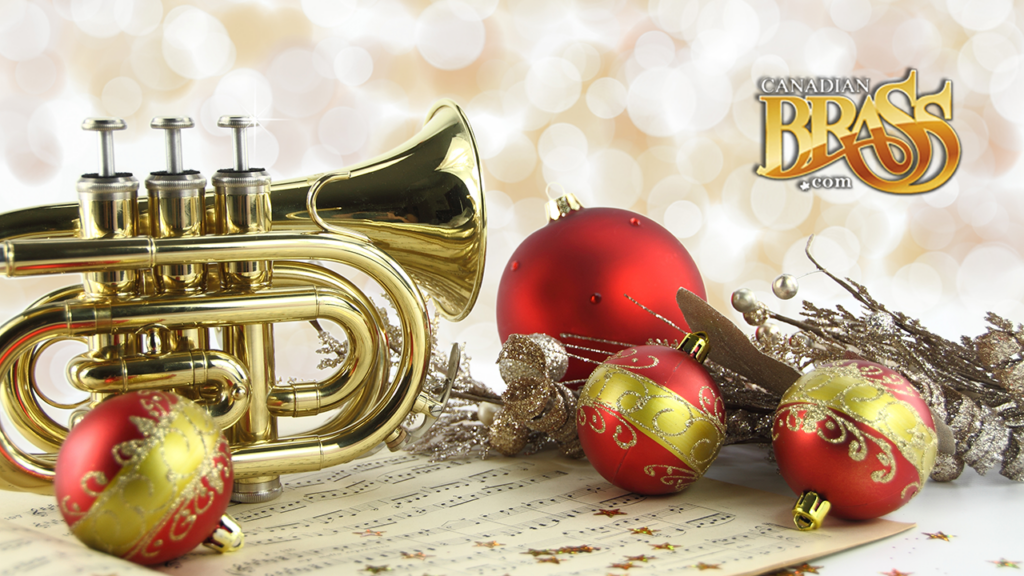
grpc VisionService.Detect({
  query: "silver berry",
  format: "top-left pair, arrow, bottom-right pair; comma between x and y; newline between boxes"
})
731,288 -> 759,313
772,273 -> 799,300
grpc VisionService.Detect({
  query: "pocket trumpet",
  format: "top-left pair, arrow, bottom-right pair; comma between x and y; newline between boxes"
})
0,100 -> 486,502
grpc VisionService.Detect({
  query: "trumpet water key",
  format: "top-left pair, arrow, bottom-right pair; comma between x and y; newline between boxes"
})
0,100 -> 486,502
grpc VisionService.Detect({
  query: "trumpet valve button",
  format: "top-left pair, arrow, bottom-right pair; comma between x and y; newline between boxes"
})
151,116 -> 195,174
82,117 -> 127,178
217,115 -> 255,172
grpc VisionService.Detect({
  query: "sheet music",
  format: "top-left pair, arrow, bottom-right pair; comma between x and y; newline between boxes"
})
0,452 -> 913,576
0,515 -> 153,575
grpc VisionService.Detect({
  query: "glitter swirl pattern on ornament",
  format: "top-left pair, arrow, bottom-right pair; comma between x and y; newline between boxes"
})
58,392 -> 232,563
773,363 -> 939,492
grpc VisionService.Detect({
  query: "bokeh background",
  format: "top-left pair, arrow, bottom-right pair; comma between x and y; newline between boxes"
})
0,0 -> 1022,387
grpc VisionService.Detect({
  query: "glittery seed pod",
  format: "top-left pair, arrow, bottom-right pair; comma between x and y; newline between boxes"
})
576,338 -> 726,495
55,391 -> 235,565
490,333 -> 583,458
772,360 -> 938,527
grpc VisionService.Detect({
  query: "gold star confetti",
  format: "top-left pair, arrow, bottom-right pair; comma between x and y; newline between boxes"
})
523,549 -> 555,557
627,555 -> 655,562
538,557 -> 562,564
629,527 -> 660,535
924,531 -> 953,541
400,551 -> 432,560
651,542 -> 677,551
595,509 -> 626,517
989,559 -> 1021,568
474,541 -> 503,548
880,570 -> 912,576
363,566 -> 390,574
558,545 -> 599,554
611,561 -> 638,570
354,529 -> 384,537
692,562 -> 721,570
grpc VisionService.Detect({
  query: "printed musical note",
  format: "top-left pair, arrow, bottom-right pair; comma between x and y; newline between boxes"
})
232,499 -> 307,522
687,512 -> 737,528
304,479 -> 379,501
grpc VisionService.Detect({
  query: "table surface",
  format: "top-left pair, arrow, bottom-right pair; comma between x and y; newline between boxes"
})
704,443 -> 1024,575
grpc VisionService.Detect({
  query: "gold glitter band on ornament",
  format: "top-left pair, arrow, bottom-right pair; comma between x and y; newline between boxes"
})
774,364 -> 938,487
579,364 -> 726,476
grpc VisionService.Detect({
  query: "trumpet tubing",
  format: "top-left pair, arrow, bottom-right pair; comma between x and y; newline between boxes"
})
0,100 -> 485,501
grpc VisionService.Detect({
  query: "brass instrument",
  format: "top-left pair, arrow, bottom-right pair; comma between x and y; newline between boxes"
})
0,100 -> 486,502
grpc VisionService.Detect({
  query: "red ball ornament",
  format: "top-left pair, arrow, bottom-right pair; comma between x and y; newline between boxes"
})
55,391 -> 237,565
576,336 -> 726,495
772,359 -> 938,528
496,193 -> 706,386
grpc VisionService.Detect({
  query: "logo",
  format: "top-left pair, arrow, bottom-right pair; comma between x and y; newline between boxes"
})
756,70 -> 960,195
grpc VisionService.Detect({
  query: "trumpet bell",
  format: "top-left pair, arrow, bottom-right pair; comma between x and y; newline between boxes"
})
272,99 -> 487,321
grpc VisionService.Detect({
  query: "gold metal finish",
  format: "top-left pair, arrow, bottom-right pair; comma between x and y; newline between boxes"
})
793,490 -> 831,530
0,100 -> 486,499
678,331 -> 710,364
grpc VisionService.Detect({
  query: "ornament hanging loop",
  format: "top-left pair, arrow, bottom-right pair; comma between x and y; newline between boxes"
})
793,490 -> 831,530
678,331 -> 710,364
543,182 -> 582,221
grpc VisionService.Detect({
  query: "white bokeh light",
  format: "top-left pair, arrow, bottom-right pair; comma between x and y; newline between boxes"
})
114,0 -> 163,36
487,132 -> 537,184
586,149 -> 643,209
301,0 -> 357,27
162,6 -> 236,79
15,56 -> 58,95
627,67 -> 696,136
268,49 -> 335,119
562,42 -> 601,81
319,107 -> 369,156
804,28 -> 857,75
415,1 -> 486,71
635,30 -> 677,69
664,200 -> 703,238
586,77 -> 627,119
538,123 -> 588,172
525,57 -> 582,114
830,0 -> 872,32
947,0 -> 1014,31
0,0 -> 50,60
334,47 -> 374,87
676,137 -> 724,184
892,262 -> 944,316
215,69 -> 273,119
650,0 -> 701,37
957,244 -> 1024,315
101,77 -> 143,118
893,18 -> 943,67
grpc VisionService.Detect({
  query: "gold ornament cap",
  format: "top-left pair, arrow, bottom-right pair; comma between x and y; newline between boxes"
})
545,189 -> 583,221
203,513 -> 244,553
677,331 -> 710,364
793,491 -> 831,530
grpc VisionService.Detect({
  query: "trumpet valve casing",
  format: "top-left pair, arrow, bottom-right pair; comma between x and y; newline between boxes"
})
213,115 -> 281,503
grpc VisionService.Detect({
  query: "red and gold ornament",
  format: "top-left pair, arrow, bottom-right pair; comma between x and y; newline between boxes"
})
576,333 -> 726,494
55,391 -> 240,564
496,192 -> 706,386
772,359 -> 938,528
